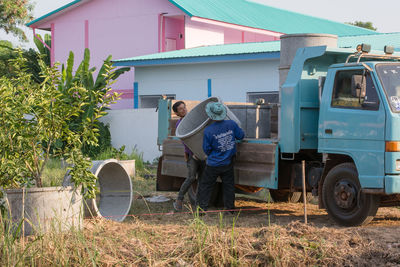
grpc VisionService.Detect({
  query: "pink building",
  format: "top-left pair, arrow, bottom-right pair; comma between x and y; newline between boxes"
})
28,0 -> 375,109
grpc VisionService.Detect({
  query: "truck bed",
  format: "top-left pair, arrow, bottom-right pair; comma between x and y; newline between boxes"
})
157,99 -> 279,191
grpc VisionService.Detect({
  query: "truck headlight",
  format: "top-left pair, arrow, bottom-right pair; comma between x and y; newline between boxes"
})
396,160 -> 400,171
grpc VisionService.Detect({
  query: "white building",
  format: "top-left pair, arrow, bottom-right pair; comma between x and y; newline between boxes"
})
107,33 -> 400,161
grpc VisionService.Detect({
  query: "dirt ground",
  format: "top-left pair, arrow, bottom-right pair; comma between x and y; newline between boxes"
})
124,191 -> 400,265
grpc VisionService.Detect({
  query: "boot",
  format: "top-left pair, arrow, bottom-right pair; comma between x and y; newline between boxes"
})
173,199 -> 183,211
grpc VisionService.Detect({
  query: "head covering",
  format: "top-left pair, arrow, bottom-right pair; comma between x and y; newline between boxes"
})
205,102 -> 227,121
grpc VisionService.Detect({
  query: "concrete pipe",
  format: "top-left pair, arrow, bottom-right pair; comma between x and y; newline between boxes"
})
176,97 -> 241,160
279,33 -> 338,88
63,159 -> 133,222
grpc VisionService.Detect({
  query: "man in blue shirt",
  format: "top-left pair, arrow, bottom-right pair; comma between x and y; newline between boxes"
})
172,101 -> 205,211
197,102 -> 245,213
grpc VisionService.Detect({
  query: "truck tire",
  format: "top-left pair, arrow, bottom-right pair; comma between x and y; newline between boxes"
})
269,190 -> 302,203
188,180 -> 222,207
322,163 -> 380,226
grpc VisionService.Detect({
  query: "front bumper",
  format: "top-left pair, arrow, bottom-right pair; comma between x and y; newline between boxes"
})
385,175 -> 400,194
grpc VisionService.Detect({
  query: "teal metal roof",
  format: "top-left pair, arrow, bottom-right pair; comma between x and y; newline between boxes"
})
113,33 -> 400,67
113,41 -> 280,66
28,0 -> 376,37
338,32 -> 400,51
169,0 -> 377,36
115,41 -> 280,62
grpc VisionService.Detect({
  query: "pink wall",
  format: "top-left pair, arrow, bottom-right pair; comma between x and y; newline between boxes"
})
185,18 -> 279,48
223,26 -> 278,44
34,0 -> 184,109
33,0 -> 281,109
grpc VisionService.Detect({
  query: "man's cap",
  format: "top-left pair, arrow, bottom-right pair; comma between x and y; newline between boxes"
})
205,102 -> 227,121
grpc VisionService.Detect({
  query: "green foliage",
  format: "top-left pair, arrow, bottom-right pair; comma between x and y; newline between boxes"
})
0,40 -> 44,83
33,33 -> 51,66
0,51 -> 120,198
0,40 -> 14,76
59,49 -> 130,158
41,158 -> 67,187
346,21 -> 377,31
0,0 -> 34,41
82,122 -> 112,158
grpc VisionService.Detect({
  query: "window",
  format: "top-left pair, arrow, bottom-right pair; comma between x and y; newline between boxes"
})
331,69 -> 379,110
247,91 -> 279,104
139,94 -> 175,108
376,63 -> 400,112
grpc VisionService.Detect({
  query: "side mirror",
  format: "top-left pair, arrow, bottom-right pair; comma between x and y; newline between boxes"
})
318,76 -> 326,102
351,74 -> 366,99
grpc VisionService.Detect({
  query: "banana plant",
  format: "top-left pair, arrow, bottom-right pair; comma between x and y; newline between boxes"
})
58,48 -> 130,156
33,33 -> 51,66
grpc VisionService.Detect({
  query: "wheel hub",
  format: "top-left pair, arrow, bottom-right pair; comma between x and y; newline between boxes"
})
334,181 -> 357,209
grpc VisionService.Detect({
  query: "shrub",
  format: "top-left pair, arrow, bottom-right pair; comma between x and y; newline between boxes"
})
0,50 -> 124,198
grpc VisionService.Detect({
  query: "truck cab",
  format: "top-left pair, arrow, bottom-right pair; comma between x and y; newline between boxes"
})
316,50 -> 400,225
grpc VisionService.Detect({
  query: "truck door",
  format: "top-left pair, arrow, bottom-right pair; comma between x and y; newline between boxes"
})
319,67 -> 385,188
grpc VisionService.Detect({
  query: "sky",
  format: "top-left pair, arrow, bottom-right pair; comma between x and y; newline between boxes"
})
2,0 -> 400,49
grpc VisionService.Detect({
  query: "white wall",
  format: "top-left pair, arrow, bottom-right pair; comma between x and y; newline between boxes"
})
102,59 -> 279,162
99,109 -> 160,162
185,19 -> 225,48
135,59 -> 280,102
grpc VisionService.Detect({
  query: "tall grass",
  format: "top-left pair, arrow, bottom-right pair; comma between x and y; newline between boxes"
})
0,209 -> 382,266
41,158 -> 67,187
93,146 -> 153,176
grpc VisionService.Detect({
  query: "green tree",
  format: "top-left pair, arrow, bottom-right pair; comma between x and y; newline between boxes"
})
0,40 -> 15,77
0,40 -> 44,83
0,50 -> 125,198
0,0 -> 34,41
346,21 -> 377,31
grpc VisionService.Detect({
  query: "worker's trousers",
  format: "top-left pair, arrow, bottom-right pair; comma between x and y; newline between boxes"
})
197,162 -> 235,211
177,156 -> 205,201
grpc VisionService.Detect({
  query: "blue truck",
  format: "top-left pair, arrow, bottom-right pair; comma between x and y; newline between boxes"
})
156,37 -> 400,226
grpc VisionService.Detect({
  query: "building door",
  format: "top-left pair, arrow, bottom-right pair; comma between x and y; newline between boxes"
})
165,38 -> 177,51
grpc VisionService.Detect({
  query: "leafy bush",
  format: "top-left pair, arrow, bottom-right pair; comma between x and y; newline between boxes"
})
82,121 -> 112,158
0,50 -> 124,198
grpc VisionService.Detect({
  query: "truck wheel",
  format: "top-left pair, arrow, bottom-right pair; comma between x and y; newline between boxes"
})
269,190 -> 302,203
188,180 -> 221,207
322,163 -> 380,226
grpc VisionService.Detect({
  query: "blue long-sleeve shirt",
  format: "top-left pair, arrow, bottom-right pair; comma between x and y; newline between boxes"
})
203,120 -> 245,167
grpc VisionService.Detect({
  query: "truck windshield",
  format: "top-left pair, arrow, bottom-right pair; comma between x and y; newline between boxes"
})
376,63 -> 400,112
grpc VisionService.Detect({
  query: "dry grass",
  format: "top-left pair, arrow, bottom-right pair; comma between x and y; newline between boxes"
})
2,173 -> 400,266
2,216 -> 399,266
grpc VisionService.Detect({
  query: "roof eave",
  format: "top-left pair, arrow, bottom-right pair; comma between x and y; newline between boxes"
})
27,0 -> 92,28
168,0 -> 194,17
113,52 -> 280,67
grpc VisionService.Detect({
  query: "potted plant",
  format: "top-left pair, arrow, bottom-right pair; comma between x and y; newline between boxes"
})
0,49 -> 128,235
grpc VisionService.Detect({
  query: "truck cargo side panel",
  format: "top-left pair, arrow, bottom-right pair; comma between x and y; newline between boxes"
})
161,139 -> 187,178
161,139 -> 278,189
234,142 -> 278,189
